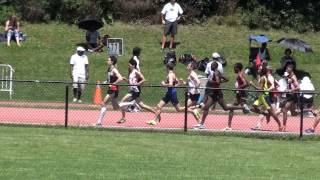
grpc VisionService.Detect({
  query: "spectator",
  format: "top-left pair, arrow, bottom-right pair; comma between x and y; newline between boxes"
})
86,30 -> 101,52
161,0 -> 183,51
280,48 -> 296,68
276,48 -> 297,76
4,15 -> 21,47
205,52 -> 224,78
258,42 -> 271,61
69,46 -> 89,103
132,47 -> 141,71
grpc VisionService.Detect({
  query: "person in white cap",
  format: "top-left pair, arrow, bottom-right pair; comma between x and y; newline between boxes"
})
161,0 -> 183,50
205,52 -> 224,79
69,46 -> 89,103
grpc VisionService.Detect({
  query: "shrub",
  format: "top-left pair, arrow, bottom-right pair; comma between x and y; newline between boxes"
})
0,5 -> 16,24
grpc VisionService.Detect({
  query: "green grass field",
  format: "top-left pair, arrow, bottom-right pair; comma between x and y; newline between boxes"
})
0,21 -> 319,104
0,126 -> 319,179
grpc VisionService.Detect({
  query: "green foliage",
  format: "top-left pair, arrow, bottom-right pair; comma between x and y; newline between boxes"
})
239,0 -> 320,32
2,0 -> 320,31
0,5 -> 16,24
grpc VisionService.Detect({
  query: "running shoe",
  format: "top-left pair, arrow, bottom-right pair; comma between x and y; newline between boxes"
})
117,118 -> 126,124
222,127 -> 232,131
251,126 -> 261,131
243,104 -> 250,114
193,123 -> 205,129
73,98 -> 77,102
146,120 -> 157,126
95,123 -> 103,127
305,128 -> 315,133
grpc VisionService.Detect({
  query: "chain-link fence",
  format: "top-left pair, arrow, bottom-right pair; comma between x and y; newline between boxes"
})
0,80 -> 318,138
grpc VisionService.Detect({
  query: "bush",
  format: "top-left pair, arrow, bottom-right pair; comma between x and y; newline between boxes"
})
0,5 -> 16,24
3,0 -> 320,32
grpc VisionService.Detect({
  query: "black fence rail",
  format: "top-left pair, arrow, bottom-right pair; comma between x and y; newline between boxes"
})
0,80 -> 319,139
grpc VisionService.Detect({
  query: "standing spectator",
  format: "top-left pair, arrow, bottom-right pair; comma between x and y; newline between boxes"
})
4,15 -> 21,47
70,46 -> 89,103
161,0 -> 183,51
132,47 -> 141,71
86,30 -> 101,52
205,52 -> 224,77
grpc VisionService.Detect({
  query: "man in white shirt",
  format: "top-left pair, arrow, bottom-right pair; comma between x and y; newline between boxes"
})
70,46 -> 89,103
205,52 -> 224,78
161,0 -> 183,50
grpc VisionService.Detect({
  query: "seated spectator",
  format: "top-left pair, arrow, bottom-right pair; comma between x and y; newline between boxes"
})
5,15 -> 21,47
258,42 -> 271,61
276,49 -> 297,77
280,48 -> 296,69
245,43 -> 271,79
86,30 -> 101,52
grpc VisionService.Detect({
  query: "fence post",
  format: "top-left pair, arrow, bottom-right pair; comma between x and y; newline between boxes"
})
65,85 -> 69,128
184,88 -> 188,132
299,93 -> 304,140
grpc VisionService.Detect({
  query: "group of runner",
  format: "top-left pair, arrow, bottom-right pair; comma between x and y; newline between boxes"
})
95,52 -> 319,133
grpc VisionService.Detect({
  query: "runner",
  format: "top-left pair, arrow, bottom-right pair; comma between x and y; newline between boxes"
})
96,56 -> 123,127
181,62 -> 202,122
146,62 -> 198,125
249,66 -> 283,131
222,62 -> 251,130
117,58 -> 159,123
194,61 -> 245,130
251,66 -> 281,130
281,63 -> 300,131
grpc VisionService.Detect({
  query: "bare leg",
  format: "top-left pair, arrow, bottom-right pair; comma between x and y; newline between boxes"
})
228,110 -> 234,128
154,100 -> 167,123
15,36 -> 21,47
161,35 -> 167,50
199,96 -> 214,125
218,99 -> 243,129
136,99 -> 160,121
282,102 -> 294,131
169,35 -> 174,49
119,94 -> 133,120
268,107 -> 282,131
7,33 -> 11,46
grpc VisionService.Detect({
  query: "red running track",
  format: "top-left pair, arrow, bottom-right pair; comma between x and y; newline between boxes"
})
0,106 -> 317,134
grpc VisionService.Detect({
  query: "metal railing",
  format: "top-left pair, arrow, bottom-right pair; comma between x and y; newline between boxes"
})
0,80 -> 318,139
0,64 -> 14,99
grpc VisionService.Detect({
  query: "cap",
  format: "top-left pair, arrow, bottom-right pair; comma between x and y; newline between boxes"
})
76,46 -> 85,51
212,52 -> 220,59
301,76 -> 311,84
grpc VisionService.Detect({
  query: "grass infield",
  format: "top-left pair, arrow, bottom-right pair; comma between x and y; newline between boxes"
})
0,126 -> 319,179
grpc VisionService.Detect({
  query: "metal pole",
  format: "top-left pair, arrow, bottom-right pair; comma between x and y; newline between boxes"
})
184,88 -> 188,132
65,85 -> 69,128
299,93 -> 304,140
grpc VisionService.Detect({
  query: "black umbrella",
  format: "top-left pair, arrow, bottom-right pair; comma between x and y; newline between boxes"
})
276,38 -> 313,53
78,19 -> 103,31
